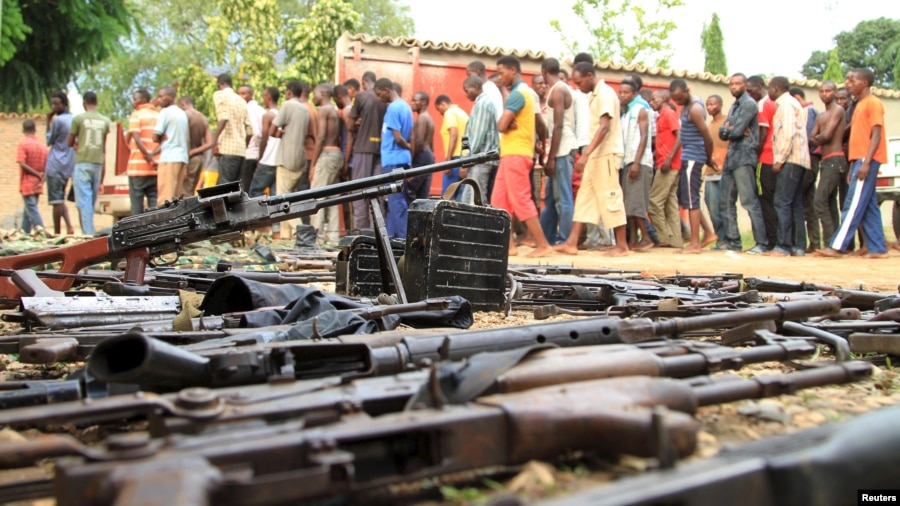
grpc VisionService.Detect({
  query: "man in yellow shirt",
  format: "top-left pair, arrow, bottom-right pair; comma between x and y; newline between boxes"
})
435,95 -> 469,194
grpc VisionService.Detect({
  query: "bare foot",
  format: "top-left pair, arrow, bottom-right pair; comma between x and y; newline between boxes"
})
516,239 -> 537,248
656,242 -> 671,248
508,247 -> 520,257
552,243 -> 579,255
701,235 -> 718,248
604,247 -> 630,257
66,228 -> 75,235
813,247 -> 843,258
677,247 -> 703,254
891,242 -> 900,252
525,245 -> 554,258
633,240 -> 654,252
863,252 -> 889,259
850,247 -> 868,257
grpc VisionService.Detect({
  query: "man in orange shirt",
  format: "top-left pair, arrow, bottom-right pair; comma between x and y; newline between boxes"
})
126,89 -> 160,215
815,68 -> 888,258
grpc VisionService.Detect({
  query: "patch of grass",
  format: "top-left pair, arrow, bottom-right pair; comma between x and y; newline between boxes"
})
440,485 -> 486,503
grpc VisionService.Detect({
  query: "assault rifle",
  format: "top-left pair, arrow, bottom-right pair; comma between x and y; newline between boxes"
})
0,150 -> 499,304
537,404 -> 900,506
0,363 -> 871,505
0,334 -> 816,423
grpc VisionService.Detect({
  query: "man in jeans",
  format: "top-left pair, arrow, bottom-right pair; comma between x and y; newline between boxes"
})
212,73 -> 252,184
718,74 -> 768,254
67,91 -> 110,236
765,77 -> 810,257
538,57 -> 577,245
16,119 -> 48,234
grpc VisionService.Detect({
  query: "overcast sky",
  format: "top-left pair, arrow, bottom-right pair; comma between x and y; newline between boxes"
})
406,0 -> 900,78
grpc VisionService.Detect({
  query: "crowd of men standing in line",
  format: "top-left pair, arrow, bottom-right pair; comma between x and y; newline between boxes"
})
16,60 -> 896,259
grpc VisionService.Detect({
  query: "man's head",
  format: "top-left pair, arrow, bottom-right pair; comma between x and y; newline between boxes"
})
412,91 -> 430,113
746,75 -> 767,101
618,80 -> 638,107
333,85 -> 349,108
362,71 -> 377,91
299,82 -> 312,100
767,76 -> 790,101
285,80 -> 303,100
624,73 -> 643,91
819,80 -> 837,106
571,61 -> 596,94
846,67 -> 875,97
22,119 -> 36,134
573,52 -> 594,65
178,95 -> 194,110
314,83 -> 333,107
238,84 -> 254,103
156,86 -> 177,108
133,88 -> 151,108
728,73 -> 747,98
650,90 -> 670,112
374,78 -> 393,103
541,57 -> 560,83
50,91 -> 68,113
435,94 -> 452,115
216,73 -> 233,90
392,82 -> 402,96
83,91 -> 98,110
706,94 -> 723,117
343,78 -> 360,101
669,78 -> 690,106
560,68 -> 569,84
263,86 -> 280,108
496,55 -> 522,88
789,86 -> 807,105
835,87 -> 851,108
463,75 -> 483,102
467,60 -> 487,79
532,74 -> 546,98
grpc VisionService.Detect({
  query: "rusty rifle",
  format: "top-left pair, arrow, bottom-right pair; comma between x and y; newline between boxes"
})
0,335 -> 816,423
537,404 -> 900,506
0,150 -> 499,304
0,362 -> 871,506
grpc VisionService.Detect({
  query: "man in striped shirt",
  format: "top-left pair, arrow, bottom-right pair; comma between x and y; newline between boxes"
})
462,75 -> 499,201
127,89 -> 160,215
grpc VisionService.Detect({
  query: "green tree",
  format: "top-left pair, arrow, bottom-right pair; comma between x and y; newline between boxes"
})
822,48 -> 844,83
0,0 -> 136,111
801,17 -> 900,88
207,0 -> 283,94
77,0 -> 214,120
550,0 -> 684,67
287,0 -> 361,84
700,12 -> 727,76
347,0 -> 414,37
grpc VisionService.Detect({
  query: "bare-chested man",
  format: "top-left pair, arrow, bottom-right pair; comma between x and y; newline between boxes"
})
310,83 -> 343,246
810,80 -> 847,247
407,91 -> 435,202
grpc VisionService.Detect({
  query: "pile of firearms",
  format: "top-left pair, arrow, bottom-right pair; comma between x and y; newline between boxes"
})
0,150 -> 897,505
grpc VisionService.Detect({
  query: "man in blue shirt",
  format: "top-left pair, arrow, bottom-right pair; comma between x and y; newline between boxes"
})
45,91 -> 76,235
375,78 -> 413,238
153,86 -> 190,206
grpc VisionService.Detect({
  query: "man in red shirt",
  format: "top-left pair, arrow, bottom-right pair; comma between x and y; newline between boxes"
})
648,89 -> 683,248
747,75 -> 778,251
16,119 -> 49,234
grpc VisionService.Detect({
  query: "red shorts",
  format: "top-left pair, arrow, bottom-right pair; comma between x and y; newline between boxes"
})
491,155 -> 537,221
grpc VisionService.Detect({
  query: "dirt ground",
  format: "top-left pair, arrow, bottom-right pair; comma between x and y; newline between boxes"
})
508,245 -> 900,292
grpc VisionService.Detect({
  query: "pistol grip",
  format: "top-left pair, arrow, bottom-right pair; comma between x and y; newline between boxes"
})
124,247 -> 150,284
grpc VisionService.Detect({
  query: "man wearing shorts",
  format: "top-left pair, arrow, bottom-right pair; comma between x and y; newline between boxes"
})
670,79 -> 718,253
491,55 -> 552,258
554,62 -> 628,257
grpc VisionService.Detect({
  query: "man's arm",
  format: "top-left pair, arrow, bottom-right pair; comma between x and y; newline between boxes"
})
391,128 -> 411,151
256,111 -> 274,161
67,118 -> 78,148
857,124 -> 883,181
629,108 -> 649,181
310,108 -> 329,169
726,100 -> 757,141
771,102 -> 793,170
446,126 -> 458,161
691,103 -> 717,171
544,85 -> 565,176
498,110 -> 516,133
17,144 -> 44,179
574,115 -> 611,174
412,117 -> 426,158
816,107 -> 844,145
153,111 -> 168,145
662,111 -> 681,171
